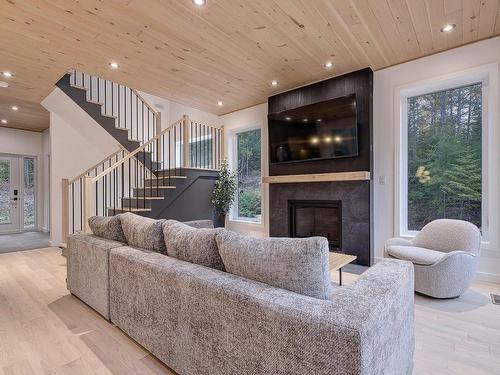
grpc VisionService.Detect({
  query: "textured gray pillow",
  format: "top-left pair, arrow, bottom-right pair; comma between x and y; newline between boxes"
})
183,219 -> 214,229
121,212 -> 166,254
88,214 -> 126,243
163,220 -> 224,270
215,230 -> 332,300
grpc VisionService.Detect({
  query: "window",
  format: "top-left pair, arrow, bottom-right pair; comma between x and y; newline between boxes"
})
23,157 -> 36,228
0,159 -> 10,224
234,129 -> 261,222
406,83 -> 482,232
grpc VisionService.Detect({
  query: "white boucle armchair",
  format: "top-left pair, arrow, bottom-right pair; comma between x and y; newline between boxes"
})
384,219 -> 481,298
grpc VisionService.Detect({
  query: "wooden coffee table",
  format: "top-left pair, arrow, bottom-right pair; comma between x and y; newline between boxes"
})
329,252 -> 357,286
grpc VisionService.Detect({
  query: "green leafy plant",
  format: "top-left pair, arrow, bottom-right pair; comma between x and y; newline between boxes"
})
212,159 -> 237,216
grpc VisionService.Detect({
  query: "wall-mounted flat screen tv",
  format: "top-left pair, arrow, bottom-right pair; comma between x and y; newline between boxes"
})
268,94 -> 358,164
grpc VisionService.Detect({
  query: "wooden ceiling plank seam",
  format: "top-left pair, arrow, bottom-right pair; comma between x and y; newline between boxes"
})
404,0 -> 435,55
478,0 -> 499,39
424,0 -> 449,51
367,0 -> 412,61
385,0 -> 423,59
462,0 -> 481,43
325,0 -> 386,68
349,0 -> 400,63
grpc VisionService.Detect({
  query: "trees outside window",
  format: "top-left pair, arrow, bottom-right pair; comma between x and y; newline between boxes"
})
407,83 -> 482,231
235,129 -> 261,221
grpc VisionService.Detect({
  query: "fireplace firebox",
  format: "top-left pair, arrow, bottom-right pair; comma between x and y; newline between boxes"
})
288,200 -> 342,250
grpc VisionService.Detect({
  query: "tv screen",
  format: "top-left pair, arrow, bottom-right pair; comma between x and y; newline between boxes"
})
268,94 -> 358,164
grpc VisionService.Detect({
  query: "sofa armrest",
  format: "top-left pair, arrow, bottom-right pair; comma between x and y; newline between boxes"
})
67,233 -> 125,319
109,248 -> 414,375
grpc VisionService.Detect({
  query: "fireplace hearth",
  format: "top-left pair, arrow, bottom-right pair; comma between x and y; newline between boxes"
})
288,200 -> 342,249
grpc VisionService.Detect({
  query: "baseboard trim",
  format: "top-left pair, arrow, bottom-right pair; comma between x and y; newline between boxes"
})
475,272 -> 500,284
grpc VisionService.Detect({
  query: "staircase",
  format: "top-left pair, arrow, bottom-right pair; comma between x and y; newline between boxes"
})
60,70 -> 223,241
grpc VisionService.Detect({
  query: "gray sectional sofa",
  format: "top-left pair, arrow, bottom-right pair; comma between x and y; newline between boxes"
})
67,214 -> 415,375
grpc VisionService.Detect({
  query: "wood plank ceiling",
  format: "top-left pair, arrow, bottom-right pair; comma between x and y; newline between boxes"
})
0,0 -> 499,132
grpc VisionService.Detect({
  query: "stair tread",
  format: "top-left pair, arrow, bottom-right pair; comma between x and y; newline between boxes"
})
146,176 -> 187,180
124,197 -> 164,200
109,207 -> 151,212
134,186 -> 177,189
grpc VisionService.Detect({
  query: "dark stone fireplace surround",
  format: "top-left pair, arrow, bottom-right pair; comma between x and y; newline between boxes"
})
267,68 -> 373,266
270,181 -> 371,266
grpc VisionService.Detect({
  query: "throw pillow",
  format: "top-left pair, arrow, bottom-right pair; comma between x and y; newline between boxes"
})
163,220 -> 224,271
121,212 -> 166,254
215,230 -> 332,300
88,214 -> 126,243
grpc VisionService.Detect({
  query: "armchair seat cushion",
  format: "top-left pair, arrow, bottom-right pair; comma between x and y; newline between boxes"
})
386,245 -> 445,266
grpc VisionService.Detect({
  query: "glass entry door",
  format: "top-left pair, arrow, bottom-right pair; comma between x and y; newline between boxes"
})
0,156 -> 21,233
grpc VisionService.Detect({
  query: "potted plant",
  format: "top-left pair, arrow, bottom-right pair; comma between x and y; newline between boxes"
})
212,159 -> 237,227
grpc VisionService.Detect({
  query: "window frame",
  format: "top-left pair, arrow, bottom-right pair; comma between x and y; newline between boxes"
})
395,65 -> 497,244
230,125 -> 263,224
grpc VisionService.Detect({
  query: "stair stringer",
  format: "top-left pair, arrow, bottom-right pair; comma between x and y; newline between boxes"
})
121,169 -> 219,223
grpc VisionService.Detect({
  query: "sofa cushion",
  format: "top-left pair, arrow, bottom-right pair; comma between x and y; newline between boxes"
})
215,230 -> 332,300
386,245 -> 445,266
163,220 -> 224,270
88,214 -> 126,243
183,219 -> 214,229
121,212 -> 166,254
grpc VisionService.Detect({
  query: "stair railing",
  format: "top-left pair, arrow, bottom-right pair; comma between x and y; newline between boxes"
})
69,69 -> 161,144
61,115 -> 223,241
61,147 -> 128,241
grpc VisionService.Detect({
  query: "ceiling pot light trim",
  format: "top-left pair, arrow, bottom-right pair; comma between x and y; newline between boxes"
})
2,71 -> 13,78
109,62 -> 120,69
11,105 -> 19,111
193,0 -> 206,6
1,119 -> 7,124
440,24 -> 456,32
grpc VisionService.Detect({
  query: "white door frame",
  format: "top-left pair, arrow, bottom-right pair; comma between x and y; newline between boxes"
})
0,153 -> 38,234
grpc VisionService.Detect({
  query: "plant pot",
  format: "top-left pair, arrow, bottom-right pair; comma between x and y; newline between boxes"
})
215,213 -> 226,228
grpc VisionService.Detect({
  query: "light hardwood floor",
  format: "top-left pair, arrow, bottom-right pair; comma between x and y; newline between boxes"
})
1,247 -> 499,375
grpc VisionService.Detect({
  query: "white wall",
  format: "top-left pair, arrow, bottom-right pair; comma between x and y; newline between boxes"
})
42,87 -> 121,246
139,91 -> 220,129
0,127 -> 46,231
42,129 -> 50,232
220,103 -> 268,237
374,36 -> 500,282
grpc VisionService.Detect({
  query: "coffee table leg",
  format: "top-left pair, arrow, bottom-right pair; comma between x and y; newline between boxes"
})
339,268 -> 342,286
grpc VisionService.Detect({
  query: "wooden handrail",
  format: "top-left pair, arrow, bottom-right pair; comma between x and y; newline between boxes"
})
69,147 -> 126,184
92,118 -> 184,182
131,88 -> 159,118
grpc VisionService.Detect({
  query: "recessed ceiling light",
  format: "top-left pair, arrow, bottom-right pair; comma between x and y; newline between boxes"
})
285,116 -> 291,121
217,100 -> 223,106
324,61 -> 333,69
109,62 -> 120,69
316,118 -> 322,122
0,81 -> 8,88
440,24 -> 456,32
11,105 -> 18,111
193,0 -> 206,6
1,119 -> 7,124
303,118 -> 309,122
271,80 -> 279,86
2,71 -> 13,78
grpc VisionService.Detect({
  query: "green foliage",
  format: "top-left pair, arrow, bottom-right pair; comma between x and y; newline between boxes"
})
212,159 -> 237,215
238,189 -> 261,218
237,129 -> 261,219
408,83 -> 482,230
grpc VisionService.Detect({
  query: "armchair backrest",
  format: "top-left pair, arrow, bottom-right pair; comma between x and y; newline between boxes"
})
412,219 -> 481,254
